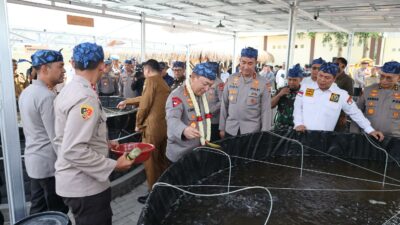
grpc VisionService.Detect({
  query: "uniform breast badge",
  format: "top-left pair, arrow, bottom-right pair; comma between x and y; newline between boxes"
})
330,93 -> 340,103
305,88 -> 314,97
80,104 -> 94,120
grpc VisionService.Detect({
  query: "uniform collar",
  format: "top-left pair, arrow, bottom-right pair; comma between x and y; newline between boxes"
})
32,79 -> 50,89
73,75 -> 92,88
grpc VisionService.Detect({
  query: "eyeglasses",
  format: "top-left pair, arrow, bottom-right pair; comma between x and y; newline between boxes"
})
311,66 -> 320,71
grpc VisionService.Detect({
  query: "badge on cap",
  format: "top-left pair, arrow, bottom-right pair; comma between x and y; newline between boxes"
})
305,88 -> 314,97
172,97 -> 182,108
330,93 -> 340,103
80,104 -> 94,120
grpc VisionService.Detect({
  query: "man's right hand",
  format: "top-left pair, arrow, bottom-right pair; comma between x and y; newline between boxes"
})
117,101 -> 127,109
278,87 -> 290,97
219,131 -> 225,139
115,153 -> 135,172
294,125 -> 306,132
183,126 -> 201,139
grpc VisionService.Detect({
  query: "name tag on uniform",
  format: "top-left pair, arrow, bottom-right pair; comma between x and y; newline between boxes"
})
367,97 -> 379,101
329,93 -> 340,103
305,88 -> 314,97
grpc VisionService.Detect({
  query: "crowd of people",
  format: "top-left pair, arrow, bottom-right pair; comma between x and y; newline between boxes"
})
13,42 -> 399,225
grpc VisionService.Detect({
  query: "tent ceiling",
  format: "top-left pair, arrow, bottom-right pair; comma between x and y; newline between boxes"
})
10,0 -> 400,33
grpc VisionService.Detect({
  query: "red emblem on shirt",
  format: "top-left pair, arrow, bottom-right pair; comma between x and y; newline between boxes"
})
297,91 -> 304,96
347,96 -> 353,105
172,97 -> 182,107
218,83 -> 225,91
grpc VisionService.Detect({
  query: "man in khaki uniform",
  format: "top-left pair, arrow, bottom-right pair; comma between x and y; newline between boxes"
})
206,62 -> 224,141
97,59 -> 118,96
19,50 -> 68,215
171,61 -> 186,91
166,62 -> 217,162
353,61 -> 400,137
54,42 -> 135,225
13,59 -> 29,100
219,47 -> 272,138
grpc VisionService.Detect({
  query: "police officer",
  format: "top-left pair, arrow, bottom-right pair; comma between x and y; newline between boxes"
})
19,50 -> 68,215
206,62 -> 224,141
353,61 -> 400,137
166,62 -> 217,163
293,62 -> 384,141
219,47 -> 272,138
170,61 -> 186,91
97,59 -> 118,96
302,57 -> 325,86
119,59 -> 137,98
13,59 -> 30,100
54,43 -> 135,225
271,63 -> 303,130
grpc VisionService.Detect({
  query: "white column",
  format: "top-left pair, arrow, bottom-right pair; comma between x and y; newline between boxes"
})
346,32 -> 354,69
140,12 -> 146,63
285,1 -> 297,73
186,44 -> 191,79
232,32 -> 237,73
0,0 -> 27,223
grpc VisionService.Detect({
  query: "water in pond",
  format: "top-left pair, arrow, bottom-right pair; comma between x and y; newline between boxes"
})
162,156 -> 400,225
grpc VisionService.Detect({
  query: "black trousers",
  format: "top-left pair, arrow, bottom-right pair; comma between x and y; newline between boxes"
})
30,177 -> 68,215
63,188 -> 112,225
211,124 -> 220,142
225,129 -> 241,138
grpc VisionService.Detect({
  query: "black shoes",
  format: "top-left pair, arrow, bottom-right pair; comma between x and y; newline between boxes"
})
137,193 -> 149,204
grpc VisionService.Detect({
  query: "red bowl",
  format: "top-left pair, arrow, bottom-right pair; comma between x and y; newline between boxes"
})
111,143 -> 155,164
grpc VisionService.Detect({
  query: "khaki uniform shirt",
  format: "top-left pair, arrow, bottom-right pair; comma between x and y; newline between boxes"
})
356,83 -> 400,137
136,75 -> 170,139
206,78 -> 224,124
219,73 -> 272,135
54,75 -> 116,198
14,73 -> 29,99
19,79 -> 57,179
166,84 -> 209,162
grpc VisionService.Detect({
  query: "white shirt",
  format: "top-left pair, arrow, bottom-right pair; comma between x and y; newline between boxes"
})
276,69 -> 286,89
293,82 -> 374,133
221,72 -> 230,83
301,76 -> 315,86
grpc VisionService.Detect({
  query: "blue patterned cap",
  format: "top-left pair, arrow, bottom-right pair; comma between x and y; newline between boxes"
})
320,62 -> 339,76
73,42 -> 104,70
173,61 -> 185,68
193,62 -> 216,80
312,57 -> 326,66
241,47 -> 258,59
104,59 -> 112,65
209,62 -> 219,73
31,50 -> 63,67
124,59 -> 133,64
288,64 -> 304,78
381,61 -> 400,75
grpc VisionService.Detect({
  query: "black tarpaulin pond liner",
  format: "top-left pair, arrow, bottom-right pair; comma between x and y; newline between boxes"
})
137,130 -> 400,225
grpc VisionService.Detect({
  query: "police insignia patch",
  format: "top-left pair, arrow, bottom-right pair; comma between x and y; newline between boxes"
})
330,93 -> 340,103
172,97 -> 182,107
305,88 -> 314,97
218,83 -> 224,91
80,104 -> 94,120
